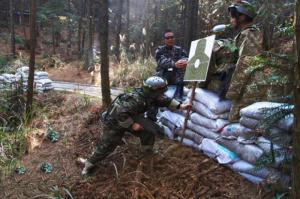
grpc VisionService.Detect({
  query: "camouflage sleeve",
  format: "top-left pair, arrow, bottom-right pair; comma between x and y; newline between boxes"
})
180,48 -> 188,59
155,48 -> 176,70
226,30 -> 263,100
114,98 -> 145,128
154,95 -> 180,111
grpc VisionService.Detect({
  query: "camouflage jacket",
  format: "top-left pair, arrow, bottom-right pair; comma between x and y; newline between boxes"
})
224,25 -> 264,121
103,89 -> 180,128
155,45 -> 188,78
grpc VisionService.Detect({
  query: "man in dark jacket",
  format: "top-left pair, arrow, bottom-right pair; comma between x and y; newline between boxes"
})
81,76 -> 191,175
155,30 -> 188,100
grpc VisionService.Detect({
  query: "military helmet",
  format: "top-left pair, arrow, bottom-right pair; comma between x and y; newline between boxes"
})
228,0 -> 256,19
143,76 -> 167,91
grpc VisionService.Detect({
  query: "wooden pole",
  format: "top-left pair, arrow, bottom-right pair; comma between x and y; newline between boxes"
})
180,81 -> 197,143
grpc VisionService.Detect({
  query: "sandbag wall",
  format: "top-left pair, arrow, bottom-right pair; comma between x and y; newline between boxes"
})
158,88 -> 292,187
0,66 -> 53,92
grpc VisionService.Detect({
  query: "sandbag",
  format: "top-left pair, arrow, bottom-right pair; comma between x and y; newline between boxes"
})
175,137 -> 199,150
256,137 -> 283,154
240,102 -> 294,131
160,117 -> 176,130
161,125 -> 174,139
187,121 -> 220,140
159,110 -> 185,128
220,123 -> 253,138
188,88 -> 232,114
238,172 -> 264,184
174,128 -> 204,145
217,138 -> 264,164
239,116 -> 260,129
164,85 -> 176,98
190,112 -> 229,132
191,100 -> 229,120
231,160 -> 280,179
199,138 -> 238,164
262,129 -> 292,147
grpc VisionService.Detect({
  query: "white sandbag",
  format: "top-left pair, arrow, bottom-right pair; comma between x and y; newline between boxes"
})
35,78 -> 52,85
238,172 -> 264,184
187,121 -> 220,140
34,71 -> 49,77
231,160 -> 280,179
240,102 -> 294,131
217,138 -> 264,164
174,128 -> 204,144
161,125 -> 174,139
159,110 -> 185,128
191,100 -> 229,120
220,123 -> 253,138
164,85 -> 176,98
183,87 -> 189,96
239,116 -> 259,129
256,137 -> 291,168
190,112 -> 229,132
256,137 -> 282,153
160,117 -> 176,130
199,138 -> 238,164
240,117 -> 293,138
263,129 -> 292,146
16,66 -> 29,74
175,137 -> 199,150
188,88 -> 232,114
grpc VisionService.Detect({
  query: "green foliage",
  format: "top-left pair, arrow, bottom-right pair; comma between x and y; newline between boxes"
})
0,56 -> 9,70
259,104 -> 294,131
279,24 -> 294,38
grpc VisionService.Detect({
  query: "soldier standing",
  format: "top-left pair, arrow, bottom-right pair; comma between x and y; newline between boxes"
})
81,76 -> 192,175
155,30 -> 188,100
224,0 -> 263,121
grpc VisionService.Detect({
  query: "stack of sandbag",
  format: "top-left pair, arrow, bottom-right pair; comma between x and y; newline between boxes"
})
16,66 -> 53,92
158,88 -> 292,187
2,73 -> 16,84
0,75 -> 5,88
35,78 -> 53,92
186,88 -> 231,139
239,102 -> 293,146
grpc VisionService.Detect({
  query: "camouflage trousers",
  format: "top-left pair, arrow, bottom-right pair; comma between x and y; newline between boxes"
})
88,114 -> 163,164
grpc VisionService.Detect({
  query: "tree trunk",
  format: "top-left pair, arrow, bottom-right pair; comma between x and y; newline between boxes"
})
262,1 -> 273,50
26,0 -> 37,119
21,0 -> 28,42
293,0 -> 300,197
183,0 -> 198,52
51,21 -> 56,54
84,0 -> 94,69
115,0 -> 123,62
67,0 -> 72,57
10,0 -> 16,58
99,0 -> 111,107
77,0 -> 84,59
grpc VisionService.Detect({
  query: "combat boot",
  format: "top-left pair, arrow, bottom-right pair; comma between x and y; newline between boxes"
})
77,158 -> 95,176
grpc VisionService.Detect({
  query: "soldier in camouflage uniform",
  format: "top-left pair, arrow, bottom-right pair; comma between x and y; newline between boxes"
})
155,30 -> 188,100
81,76 -> 191,175
224,0 -> 264,121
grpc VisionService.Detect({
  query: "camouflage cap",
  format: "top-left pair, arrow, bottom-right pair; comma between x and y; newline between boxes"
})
228,0 -> 257,19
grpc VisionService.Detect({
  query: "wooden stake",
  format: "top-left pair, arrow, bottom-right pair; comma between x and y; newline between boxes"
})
180,81 -> 197,143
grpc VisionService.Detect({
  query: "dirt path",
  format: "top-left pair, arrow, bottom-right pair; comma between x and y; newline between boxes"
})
1,92 -> 267,199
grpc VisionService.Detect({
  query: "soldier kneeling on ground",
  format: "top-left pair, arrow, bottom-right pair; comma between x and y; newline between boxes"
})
79,76 -> 192,176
